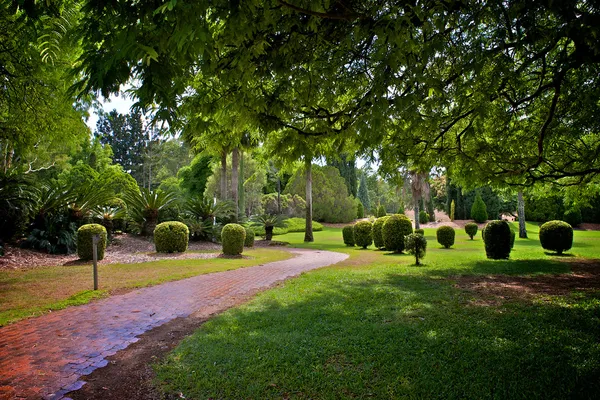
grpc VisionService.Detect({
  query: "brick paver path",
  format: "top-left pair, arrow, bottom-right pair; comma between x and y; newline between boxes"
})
0,249 -> 347,400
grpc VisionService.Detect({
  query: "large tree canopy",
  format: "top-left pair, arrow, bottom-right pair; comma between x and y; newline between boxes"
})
75,0 -> 600,186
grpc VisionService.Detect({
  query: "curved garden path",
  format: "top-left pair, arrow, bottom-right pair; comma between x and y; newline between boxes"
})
0,248 -> 348,400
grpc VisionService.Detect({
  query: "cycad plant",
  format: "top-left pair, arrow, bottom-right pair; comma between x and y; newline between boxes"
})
93,205 -> 126,240
0,172 -> 39,241
250,214 -> 287,241
182,196 -> 235,241
68,183 -> 115,223
123,188 -> 177,235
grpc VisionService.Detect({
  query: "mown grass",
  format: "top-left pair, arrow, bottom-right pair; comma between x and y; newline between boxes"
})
0,248 -> 291,326
155,223 -> 600,399
252,218 -> 324,237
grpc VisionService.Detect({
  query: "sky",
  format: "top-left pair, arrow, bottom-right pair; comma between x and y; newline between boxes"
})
85,93 -> 135,133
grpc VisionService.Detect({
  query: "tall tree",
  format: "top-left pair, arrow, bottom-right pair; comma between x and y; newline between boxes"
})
517,191 -> 527,238
327,154 -> 357,197
357,172 -> 370,214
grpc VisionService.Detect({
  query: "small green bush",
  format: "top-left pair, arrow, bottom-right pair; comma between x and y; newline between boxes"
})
450,200 -> 455,221
414,228 -> 424,235
356,200 -> 364,219
382,214 -> 413,253
77,224 -> 107,260
372,216 -> 390,249
376,205 -> 387,218
244,226 -> 255,247
285,218 -> 324,233
539,220 -> 573,255
221,223 -> 246,255
154,221 -> 189,253
342,225 -> 355,246
419,210 -> 429,225
405,233 -> 427,265
510,230 -> 516,249
397,203 -> 405,214
471,192 -> 488,223
465,222 -> 478,240
436,226 -> 455,248
353,220 -> 373,249
563,208 -> 582,227
483,220 -> 512,259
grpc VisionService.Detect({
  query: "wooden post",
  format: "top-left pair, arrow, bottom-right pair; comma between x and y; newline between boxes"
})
92,234 -> 99,290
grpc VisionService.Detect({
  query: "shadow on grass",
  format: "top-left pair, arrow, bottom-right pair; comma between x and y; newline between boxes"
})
423,259 -> 570,277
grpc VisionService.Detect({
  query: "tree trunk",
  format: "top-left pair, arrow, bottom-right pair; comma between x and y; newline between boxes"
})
231,147 -> 239,222
265,226 -> 273,241
277,177 -> 281,214
220,151 -> 227,201
414,200 -> 420,230
304,157 -> 314,242
239,150 -> 245,218
517,191 -> 527,238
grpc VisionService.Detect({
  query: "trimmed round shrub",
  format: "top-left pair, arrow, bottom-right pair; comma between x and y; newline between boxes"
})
418,210 -> 429,225
222,223 -> 246,255
563,208 -> 582,227
510,230 -> 516,249
154,221 -> 189,253
539,220 -> 573,255
356,201 -> 364,219
405,233 -> 427,265
354,220 -> 373,249
471,193 -> 488,223
414,228 -> 424,235
244,226 -> 255,247
465,222 -> 478,240
77,224 -> 107,261
436,226 -> 455,248
342,225 -> 355,246
483,220 -> 512,259
372,216 -> 390,249
382,214 -> 413,253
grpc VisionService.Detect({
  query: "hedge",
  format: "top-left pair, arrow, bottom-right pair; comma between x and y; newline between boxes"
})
464,222 -> 478,240
471,193 -> 488,223
354,221 -> 373,249
382,214 -> 413,253
222,223 -> 246,255
77,224 -> 107,261
244,226 -> 255,247
154,221 -> 189,253
482,220 -> 512,259
342,225 -> 355,246
436,226 -> 455,249
373,216 -> 390,249
539,220 -> 573,255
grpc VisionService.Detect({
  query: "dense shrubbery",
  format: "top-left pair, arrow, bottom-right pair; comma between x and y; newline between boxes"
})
405,233 -> 427,265
244,226 -> 255,247
414,228 -> 424,235
261,193 -> 306,217
482,220 -> 512,259
470,193 -> 488,223
250,214 -> 287,240
418,210 -> 429,225
77,224 -> 107,260
372,216 -> 390,249
354,221 -> 373,249
342,225 -> 355,246
539,220 -> 573,255
436,226 -> 455,248
123,188 -> 177,235
397,203 -> 405,215
563,208 -> 582,227
464,223 -> 478,240
356,200 -> 364,219
221,224 -> 246,255
154,221 -> 189,253
375,205 -> 387,218
524,193 -> 565,222
382,214 -> 413,253
251,217 -> 323,238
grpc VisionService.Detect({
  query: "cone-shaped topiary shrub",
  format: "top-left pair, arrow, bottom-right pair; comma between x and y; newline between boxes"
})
471,192 -> 488,223
436,226 -> 455,248
419,210 -> 429,225
563,208 -> 582,227
415,228 -> 424,235
77,224 -> 107,260
354,220 -> 373,249
465,222 -> 478,240
483,220 -> 512,259
376,205 -> 387,218
382,214 -> 413,253
154,221 -> 189,253
405,233 -> 427,265
356,201 -> 364,219
244,226 -> 255,247
373,216 -> 390,249
539,220 -> 573,255
222,223 -> 246,255
342,225 -> 355,246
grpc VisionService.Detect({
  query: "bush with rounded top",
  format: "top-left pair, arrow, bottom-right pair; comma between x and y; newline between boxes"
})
483,220 -> 512,259
419,210 -> 429,225
414,228 -> 424,235
221,223 -> 246,255
436,226 -> 455,248
154,221 -> 189,253
382,214 -> 413,253
471,193 -> 488,223
77,224 -> 107,260
244,226 -> 255,247
405,233 -> 427,265
465,222 -> 478,240
510,230 -> 515,249
342,225 -> 355,246
376,205 -> 387,218
356,200 -> 364,219
372,216 -> 390,249
563,208 -> 582,227
353,221 -> 373,249
539,220 -> 573,255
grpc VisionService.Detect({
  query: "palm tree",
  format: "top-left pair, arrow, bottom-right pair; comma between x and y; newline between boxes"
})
250,214 -> 287,241
123,188 -> 177,235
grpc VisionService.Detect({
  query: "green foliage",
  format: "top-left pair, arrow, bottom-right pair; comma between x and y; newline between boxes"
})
177,154 -> 213,198
464,223 -> 478,240
426,199 -> 435,222
397,203 -> 405,215
404,233 -> 427,265
182,197 -> 235,241
77,224 -> 107,261
418,210 -> 429,225
250,214 -> 287,240
436,226 -> 455,249
524,192 -> 565,223
0,173 -> 38,241
243,226 -> 255,247
372,216 -> 390,249
285,218 -> 323,233
375,205 -> 387,218
414,228 -> 424,235
483,221 -> 512,259
539,221 -> 573,255
471,193 -> 488,223
93,206 -> 126,240
327,154 -> 357,197
221,224 -> 246,256
154,221 -> 189,253
342,225 -> 355,247
450,200 -> 455,221
510,230 -> 516,249
123,188 -> 177,235
353,221 -> 373,249
357,173 -> 370,213
24,212 -> 78,255
563,208 -> 582,227
356,200 -> 364,219
382,214 -> 413,253
261,193 -> 305,217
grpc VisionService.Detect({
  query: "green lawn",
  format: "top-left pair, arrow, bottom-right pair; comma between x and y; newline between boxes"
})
0,248 -> 292,326
156,224 -> 600,399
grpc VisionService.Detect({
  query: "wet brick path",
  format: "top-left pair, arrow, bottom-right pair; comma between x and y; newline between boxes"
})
0,249 -> 347,399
